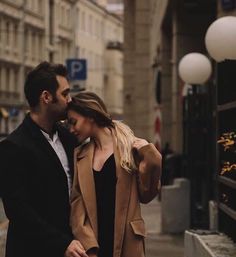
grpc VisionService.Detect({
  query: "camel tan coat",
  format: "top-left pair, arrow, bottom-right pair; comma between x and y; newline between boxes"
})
70,138 -> 161,257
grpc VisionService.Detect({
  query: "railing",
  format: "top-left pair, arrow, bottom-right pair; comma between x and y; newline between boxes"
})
217,60 -> 236,242
183,84 -> 214,229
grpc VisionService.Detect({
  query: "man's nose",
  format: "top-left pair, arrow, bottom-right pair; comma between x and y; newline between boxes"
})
67,94 -> 72,103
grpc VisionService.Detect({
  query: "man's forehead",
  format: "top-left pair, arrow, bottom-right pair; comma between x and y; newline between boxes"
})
56,75 -> 70,91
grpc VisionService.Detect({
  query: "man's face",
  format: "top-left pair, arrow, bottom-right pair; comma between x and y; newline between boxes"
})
50,75 -> 71,120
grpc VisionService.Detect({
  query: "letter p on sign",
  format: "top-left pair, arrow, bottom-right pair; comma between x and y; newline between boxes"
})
66,59 -> 87,81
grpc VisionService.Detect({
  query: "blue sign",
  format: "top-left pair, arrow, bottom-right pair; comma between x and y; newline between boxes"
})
66,59 -> 87,81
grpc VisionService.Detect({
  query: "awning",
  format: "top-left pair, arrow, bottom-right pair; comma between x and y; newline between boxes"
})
0,107 -> 9,119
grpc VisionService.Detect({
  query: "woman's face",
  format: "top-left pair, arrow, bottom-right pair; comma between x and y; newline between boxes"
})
67,110 -> 94,142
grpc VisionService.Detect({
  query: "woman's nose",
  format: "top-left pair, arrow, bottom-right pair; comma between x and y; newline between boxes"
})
69,126 -> 74,133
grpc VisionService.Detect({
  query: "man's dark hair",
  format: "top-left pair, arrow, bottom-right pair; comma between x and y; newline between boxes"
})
24,61 -> 68,108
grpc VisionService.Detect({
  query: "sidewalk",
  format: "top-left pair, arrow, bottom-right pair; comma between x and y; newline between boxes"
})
141,199 -> 184,257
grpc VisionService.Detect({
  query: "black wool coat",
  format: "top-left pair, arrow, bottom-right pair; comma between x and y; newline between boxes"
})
0,114 -> 78,257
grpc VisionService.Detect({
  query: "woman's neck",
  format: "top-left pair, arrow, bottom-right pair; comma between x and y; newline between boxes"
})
93,127 -> 113,150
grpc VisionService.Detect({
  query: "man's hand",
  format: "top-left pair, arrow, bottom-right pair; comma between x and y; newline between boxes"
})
65,240 -> 88,257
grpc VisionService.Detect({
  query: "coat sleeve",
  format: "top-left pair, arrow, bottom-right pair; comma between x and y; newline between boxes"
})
0,140 -> 73,255
135,143 -> 162,204
70,151 -> 99,253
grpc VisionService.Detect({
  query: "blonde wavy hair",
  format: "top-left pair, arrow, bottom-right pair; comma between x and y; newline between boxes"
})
67,91 -> 136,172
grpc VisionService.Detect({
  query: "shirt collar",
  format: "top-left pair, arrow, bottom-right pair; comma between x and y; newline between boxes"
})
41,129 -> 59,142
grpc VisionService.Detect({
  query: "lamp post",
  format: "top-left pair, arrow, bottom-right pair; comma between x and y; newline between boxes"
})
205,16 -> 236,240
205,16 -> 236,62
178,52 -> 212,228
179,53 -> 212,85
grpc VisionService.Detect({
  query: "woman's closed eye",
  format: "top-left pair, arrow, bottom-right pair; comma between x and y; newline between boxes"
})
68,118 -> 77,126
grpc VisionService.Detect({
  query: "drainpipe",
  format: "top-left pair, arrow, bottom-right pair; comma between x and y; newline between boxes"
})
171,5 -> 181,152
19,0 -> 26,114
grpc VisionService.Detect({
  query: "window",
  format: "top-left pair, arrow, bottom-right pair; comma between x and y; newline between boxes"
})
66,7 -> 70,27
89,15 -> 92,34
81,48 -> 85,58
38,34 -> 43,61
9,68 -> 14,92
6,68 -> 10,92
31,0 -> 35,12
14,24 -> 18,46
13,24 -> 18,54
76,7 -> 80,30
76,46 -> 80,58
67,41 -> 70,58
61,5 -> 64,24
100,21 -> 103,38
96,19 -> 99,38
14,69 -> 18,92
81,12 -> 85,31
91,16 -> 93,35
38,0 -> 43,15
0,18 -> 2,43
6,21 -> 10,45
24,29 -> 29,57
32,32 -> 36,59
89,52 -> 92,69
1,67 -> 6,91
0,66 -> 1,90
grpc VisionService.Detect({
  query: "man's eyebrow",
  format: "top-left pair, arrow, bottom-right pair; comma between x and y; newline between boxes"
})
62,88 -> 70,94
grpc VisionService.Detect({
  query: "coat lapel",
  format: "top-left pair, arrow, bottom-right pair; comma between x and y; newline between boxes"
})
21,115 -> 68,174
58,127 -> 75,178
76,143 -> 98,238
76,134 -> 133,253
113,135 -> 132,255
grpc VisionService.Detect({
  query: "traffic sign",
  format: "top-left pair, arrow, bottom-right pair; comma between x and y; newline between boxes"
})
66,59 -> 87,80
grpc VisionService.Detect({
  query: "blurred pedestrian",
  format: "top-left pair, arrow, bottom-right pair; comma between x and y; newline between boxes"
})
161,142 -> 174,186
0,62 -> 87,257
67,91 -> 162,257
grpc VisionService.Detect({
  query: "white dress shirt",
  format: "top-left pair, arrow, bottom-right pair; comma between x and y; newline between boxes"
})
41,130 -> 72,196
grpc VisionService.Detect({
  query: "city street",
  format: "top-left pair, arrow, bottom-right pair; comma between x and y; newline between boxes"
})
142,199 -> 184,257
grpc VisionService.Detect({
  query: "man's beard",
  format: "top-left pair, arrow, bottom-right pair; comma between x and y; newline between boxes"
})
59,110 -> 67,121
51,95 -> 67,121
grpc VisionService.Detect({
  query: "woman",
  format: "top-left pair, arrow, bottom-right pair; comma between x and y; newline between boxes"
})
67,91 -> 162,257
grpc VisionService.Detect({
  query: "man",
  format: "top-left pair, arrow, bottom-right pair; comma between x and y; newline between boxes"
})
0,62 -> 88,257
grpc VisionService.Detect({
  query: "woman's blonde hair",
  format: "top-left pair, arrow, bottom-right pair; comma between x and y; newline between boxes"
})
67,91 -> 136,172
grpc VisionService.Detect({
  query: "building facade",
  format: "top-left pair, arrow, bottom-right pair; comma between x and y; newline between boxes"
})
0,0 -> 124,136
124,0 -> 217,151
124,0 -> 158,145
124,0 -> 236,245
95,0 -> 124,18
75,0 -> 123,118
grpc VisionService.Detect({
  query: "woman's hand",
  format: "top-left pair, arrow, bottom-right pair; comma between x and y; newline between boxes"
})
65,240 -> 88,257
132,138 -> 149,150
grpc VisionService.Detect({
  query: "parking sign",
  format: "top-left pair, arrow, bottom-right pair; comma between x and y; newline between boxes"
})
66,59 -> 87,81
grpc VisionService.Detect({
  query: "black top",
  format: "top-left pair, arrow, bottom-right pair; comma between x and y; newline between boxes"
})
93,154 -> 117,257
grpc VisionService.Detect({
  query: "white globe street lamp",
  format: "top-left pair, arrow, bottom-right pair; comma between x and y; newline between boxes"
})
205,16 -> 236,62
178,53 -> 212,84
